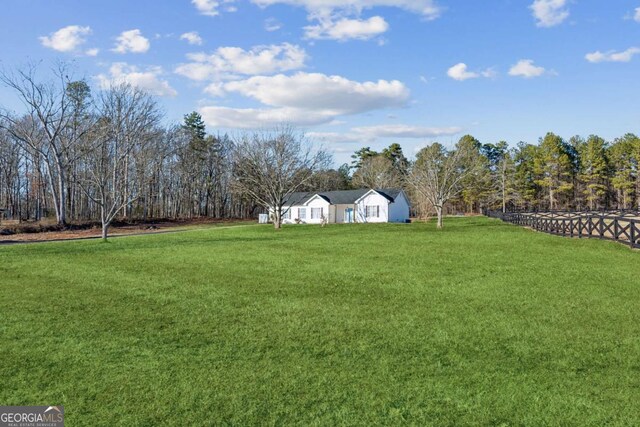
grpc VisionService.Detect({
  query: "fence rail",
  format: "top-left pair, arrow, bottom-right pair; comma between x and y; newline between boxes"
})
485,210 -> 640,250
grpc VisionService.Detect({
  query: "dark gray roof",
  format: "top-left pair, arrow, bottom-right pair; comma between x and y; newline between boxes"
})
284,188 -> 403,206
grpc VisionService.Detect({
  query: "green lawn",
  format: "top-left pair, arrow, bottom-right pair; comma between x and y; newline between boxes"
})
1,217 -> 639,426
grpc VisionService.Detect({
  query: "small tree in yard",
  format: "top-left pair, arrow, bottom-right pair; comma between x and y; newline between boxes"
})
232,127 -> 330,229
408,141 -> 484,229
80,84 -> 161,240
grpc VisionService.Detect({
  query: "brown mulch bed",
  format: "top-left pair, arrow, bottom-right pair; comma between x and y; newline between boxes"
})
0,218 -> 253,243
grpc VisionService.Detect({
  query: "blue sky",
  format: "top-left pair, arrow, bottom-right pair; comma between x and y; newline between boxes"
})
1,0 -> 639,164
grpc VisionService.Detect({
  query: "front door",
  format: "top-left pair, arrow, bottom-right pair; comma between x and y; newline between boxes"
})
345,208 -> 354,223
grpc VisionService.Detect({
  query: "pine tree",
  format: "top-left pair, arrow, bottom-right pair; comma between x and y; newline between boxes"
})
457,135 -> 491,213
350,147 -> 378,170
608,136 -> 636,209
513,143 -> 540,210
578,135 -> 609,210
483,142 -> 517,212
534,132 -> 574,210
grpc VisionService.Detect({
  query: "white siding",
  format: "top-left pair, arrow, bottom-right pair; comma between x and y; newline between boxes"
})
388,191 -> 410,222
356,192 -> 389,223
270,190 -> 408,225
280,206 -> 298,224
304,196 -> 332,224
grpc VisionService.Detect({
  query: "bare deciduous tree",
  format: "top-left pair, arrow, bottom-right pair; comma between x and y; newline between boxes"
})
0,63 -> 88,225
79,84 -> 161,240
408,142 -> 483,229
352,155 -> 401,189
232,127 -> 330,229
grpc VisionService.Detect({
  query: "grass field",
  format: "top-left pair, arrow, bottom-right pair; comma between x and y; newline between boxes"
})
1,217 -> 639,426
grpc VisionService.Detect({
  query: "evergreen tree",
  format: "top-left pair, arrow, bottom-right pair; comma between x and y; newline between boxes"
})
457,135 -> 491,213
578,135 -> 609,210
382,143 -> 409,175
534,132 -> 574,210
179,112 -> 210,216
350,147 -> 378,170
483,141 -> 516,212
608,135 -> 636,209
513,142 -> 540,209
568,136 -> 586,209
182,111 -> 206,144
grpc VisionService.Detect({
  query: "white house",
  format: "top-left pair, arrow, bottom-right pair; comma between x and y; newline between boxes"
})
275,188 -> 410,224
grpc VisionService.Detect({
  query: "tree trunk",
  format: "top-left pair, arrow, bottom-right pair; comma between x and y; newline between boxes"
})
435,205 -> 443,229
56,162 -> 67,226
100,205 -> 109,241
502,189 -> 506,213
123,156 -> 129,219
623,191 -> 628,210
502,159 -> 509,213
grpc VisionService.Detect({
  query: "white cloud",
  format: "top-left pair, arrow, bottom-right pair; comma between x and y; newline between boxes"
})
586,47 -> 640,63
251,0 -> 441,20
307,131 -> 366,144
304,16 -> 389,40
220,72 -> 409,112
530,0 -> 569,27
446,63 -> 494,81
264,17 -> 282,31
447,63 -> 478,81
39,25 -> 92,53
308,125 -> 462,145
481,68 -> 498,78
199,72 -> 409,128
175,43 -> 307,81
200,106 -> 336,128
352,124 -> 463,138
508,59 -> 546,78
252,0 -> 440,44
112,29 -> 150,54
635,7 -> 640,22
95,63 -> 177,97
85,48 -> 100,57
180,32 -> 203,45
193,0 -> 223,16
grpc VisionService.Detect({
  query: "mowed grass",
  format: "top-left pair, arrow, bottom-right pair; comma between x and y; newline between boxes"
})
1,217 -> 639,426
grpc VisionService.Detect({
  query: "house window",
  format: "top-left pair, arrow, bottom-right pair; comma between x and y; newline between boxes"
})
366,205 -> 380,218
282,209 -> 291,220
299,208 -> 307,220
311,207 -> 323,219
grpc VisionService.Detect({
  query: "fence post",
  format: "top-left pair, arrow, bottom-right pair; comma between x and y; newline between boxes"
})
570,218 -> 574,237
631,222 -> 636,249
577,217 -> 582,238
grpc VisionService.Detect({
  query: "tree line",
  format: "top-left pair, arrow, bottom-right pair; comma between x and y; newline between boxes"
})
0,65 -> 344,235
348,133 -> 640,221
1,64 -> 638,234
0,65 -> 266,237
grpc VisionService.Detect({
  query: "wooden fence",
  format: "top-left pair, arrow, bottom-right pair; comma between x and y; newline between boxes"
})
485,209 -> 640,249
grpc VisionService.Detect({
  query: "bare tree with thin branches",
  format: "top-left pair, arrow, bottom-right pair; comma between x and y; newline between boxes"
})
408,142 -> 484,229
232,127 -> 330,229
0,63 -> 92,225
79,84 -> 161,240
